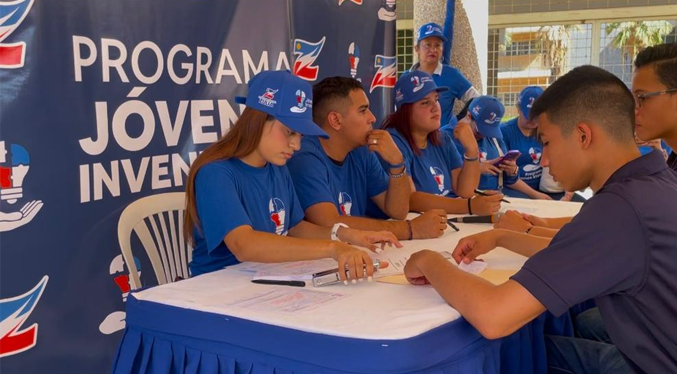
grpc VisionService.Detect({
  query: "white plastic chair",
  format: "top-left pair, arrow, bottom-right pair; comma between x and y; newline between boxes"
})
117,192 -> 193,290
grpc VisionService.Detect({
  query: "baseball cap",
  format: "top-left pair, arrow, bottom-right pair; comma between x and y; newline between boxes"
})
517,86 -> 544,119
394,70 -> 448,109
235,70 -> 328,138
468,96 -> 505,139
416,22 -> 448,44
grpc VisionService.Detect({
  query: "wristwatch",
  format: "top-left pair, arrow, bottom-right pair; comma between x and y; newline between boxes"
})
331,223 -> 349,241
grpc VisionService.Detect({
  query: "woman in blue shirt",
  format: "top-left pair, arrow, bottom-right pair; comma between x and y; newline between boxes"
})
379,71 -> 503,215
183,71 -> 399,281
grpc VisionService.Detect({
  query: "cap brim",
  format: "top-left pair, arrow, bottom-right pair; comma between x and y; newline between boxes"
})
277,116 -> 329,139
418,34 -> 449,43
475,122 -> 503,139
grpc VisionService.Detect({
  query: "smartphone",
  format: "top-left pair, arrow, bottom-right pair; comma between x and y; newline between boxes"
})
493,150 -> 521,166
312,259 -> 381,287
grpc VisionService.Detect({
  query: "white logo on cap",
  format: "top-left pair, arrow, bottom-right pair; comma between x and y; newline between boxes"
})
527,97 -> 535,109
484,112 -> 501,124
258,88 -> 278,108
290,90 -> 310,113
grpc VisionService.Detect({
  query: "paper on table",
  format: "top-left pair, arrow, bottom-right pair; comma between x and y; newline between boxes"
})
458,260 -> 488,274
377,260 -> 495,286
227,288 -> 347,314
232,258 -> 338,275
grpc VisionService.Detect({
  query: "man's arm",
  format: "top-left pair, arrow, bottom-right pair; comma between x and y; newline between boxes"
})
404,250 -> 546,339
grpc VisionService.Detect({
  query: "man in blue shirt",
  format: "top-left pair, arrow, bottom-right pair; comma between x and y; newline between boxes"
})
404,66 -> 677,374
410,22 -> 479,127
287,77 -> 449,240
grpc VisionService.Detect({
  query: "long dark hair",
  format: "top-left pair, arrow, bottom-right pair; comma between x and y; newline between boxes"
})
183,108 -> 273,244
381,103 -> 440,156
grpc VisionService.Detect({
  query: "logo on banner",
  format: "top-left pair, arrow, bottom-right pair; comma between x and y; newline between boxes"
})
99,255 -> 141,335
269,197 -> 287,235
370,55 -> 396,93
0,141 -> 43,233
378,0 -> 396,21
0,276 -> 48,357
0,0 -> 34,69
338,192 -> 352,216
293,37 -> 326,81
348,42 -> 361,81
290,90 -> 309,113
429,166 -> 445,192
338,0 -> 362,5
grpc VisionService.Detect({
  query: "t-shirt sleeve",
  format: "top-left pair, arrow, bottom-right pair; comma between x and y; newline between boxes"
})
366,152 -> 390,198
449,68 -> 473,99
511,193 -> 646,316
284,167 -> 305,229
195,163 -> 252,253
286,150 -> 335,211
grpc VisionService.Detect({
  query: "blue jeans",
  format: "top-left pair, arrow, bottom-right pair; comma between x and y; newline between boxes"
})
545,335 -> 635,374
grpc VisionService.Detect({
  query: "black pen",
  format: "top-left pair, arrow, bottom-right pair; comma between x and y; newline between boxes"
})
446,220 -> 460,232
251,279 -> 306,287
474,188 -> 510,203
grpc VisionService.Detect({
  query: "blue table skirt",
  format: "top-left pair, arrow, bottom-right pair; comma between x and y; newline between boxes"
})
112,295 -> 575,374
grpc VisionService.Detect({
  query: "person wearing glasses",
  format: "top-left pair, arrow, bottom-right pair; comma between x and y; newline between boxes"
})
410,22 -> 479,128
633,43 -> 677,172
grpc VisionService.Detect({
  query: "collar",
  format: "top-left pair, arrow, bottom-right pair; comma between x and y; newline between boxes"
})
600,150 -> 668,191
410,62 -> 443,76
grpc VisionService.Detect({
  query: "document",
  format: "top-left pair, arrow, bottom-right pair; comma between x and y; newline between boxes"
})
228,288 -> 347,314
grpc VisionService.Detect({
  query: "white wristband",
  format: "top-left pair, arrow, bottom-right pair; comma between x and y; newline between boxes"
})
331,223 -> 349,241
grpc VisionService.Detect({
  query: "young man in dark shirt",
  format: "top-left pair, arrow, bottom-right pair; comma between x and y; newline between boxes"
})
404,65 -> 677,374
633,43 -> 677,172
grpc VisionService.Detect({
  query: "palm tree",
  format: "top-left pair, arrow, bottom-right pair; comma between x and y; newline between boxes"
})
538,25 -> 581,83
605,21 -> 674,64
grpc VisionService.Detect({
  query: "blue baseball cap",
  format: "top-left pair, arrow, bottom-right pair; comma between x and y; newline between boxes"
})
469,96 -> 505,139
416,22 -> 448,44
517,86 -> 544,119
394,71 -> 449,109
235,70 -> 328,138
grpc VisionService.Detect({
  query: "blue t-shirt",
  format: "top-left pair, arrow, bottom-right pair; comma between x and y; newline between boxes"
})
189,158 -> 304,276
501,117 -> 542,190
441,125 -> 518,190
639,140 -> 672,156
412,63 -> 472,127
381,128 -> 463,197
287,136 -> 389,217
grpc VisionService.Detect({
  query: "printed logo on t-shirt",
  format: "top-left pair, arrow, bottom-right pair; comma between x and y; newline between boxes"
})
338,192 -> 353,216
429,166 -> 445,192
479,148 -> 488,162
523,146 -> 542,173
259,88 -> 278,108
268,197 -> 287,235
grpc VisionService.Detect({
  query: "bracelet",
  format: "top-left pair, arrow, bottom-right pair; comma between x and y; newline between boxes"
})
331,223 -> 349,241
389,167 -> 406,178
525,225 -> 533,235
467,197 -> 474,215
463,154 -> 479,162
406,219 -> 413,240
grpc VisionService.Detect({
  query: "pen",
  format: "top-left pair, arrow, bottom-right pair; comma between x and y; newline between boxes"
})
251,279 -> 306,287
446,220 -> 460,231
474,188 -> 511,203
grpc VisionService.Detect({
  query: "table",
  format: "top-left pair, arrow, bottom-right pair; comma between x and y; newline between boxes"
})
112,198 -> 584,374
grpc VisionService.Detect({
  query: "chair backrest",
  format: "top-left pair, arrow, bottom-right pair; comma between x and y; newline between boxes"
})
117,192 -> 192,290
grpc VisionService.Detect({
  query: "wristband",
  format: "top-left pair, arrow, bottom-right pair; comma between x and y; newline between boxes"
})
406,219 -> 413,240
331,223 -> 349,241
463,154 -> 479,162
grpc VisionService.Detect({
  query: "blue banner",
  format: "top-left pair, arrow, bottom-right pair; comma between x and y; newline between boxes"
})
0,0 -> 395,372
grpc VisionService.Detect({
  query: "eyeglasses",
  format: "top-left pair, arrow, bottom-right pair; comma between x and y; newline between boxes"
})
634,88 -> 677,108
